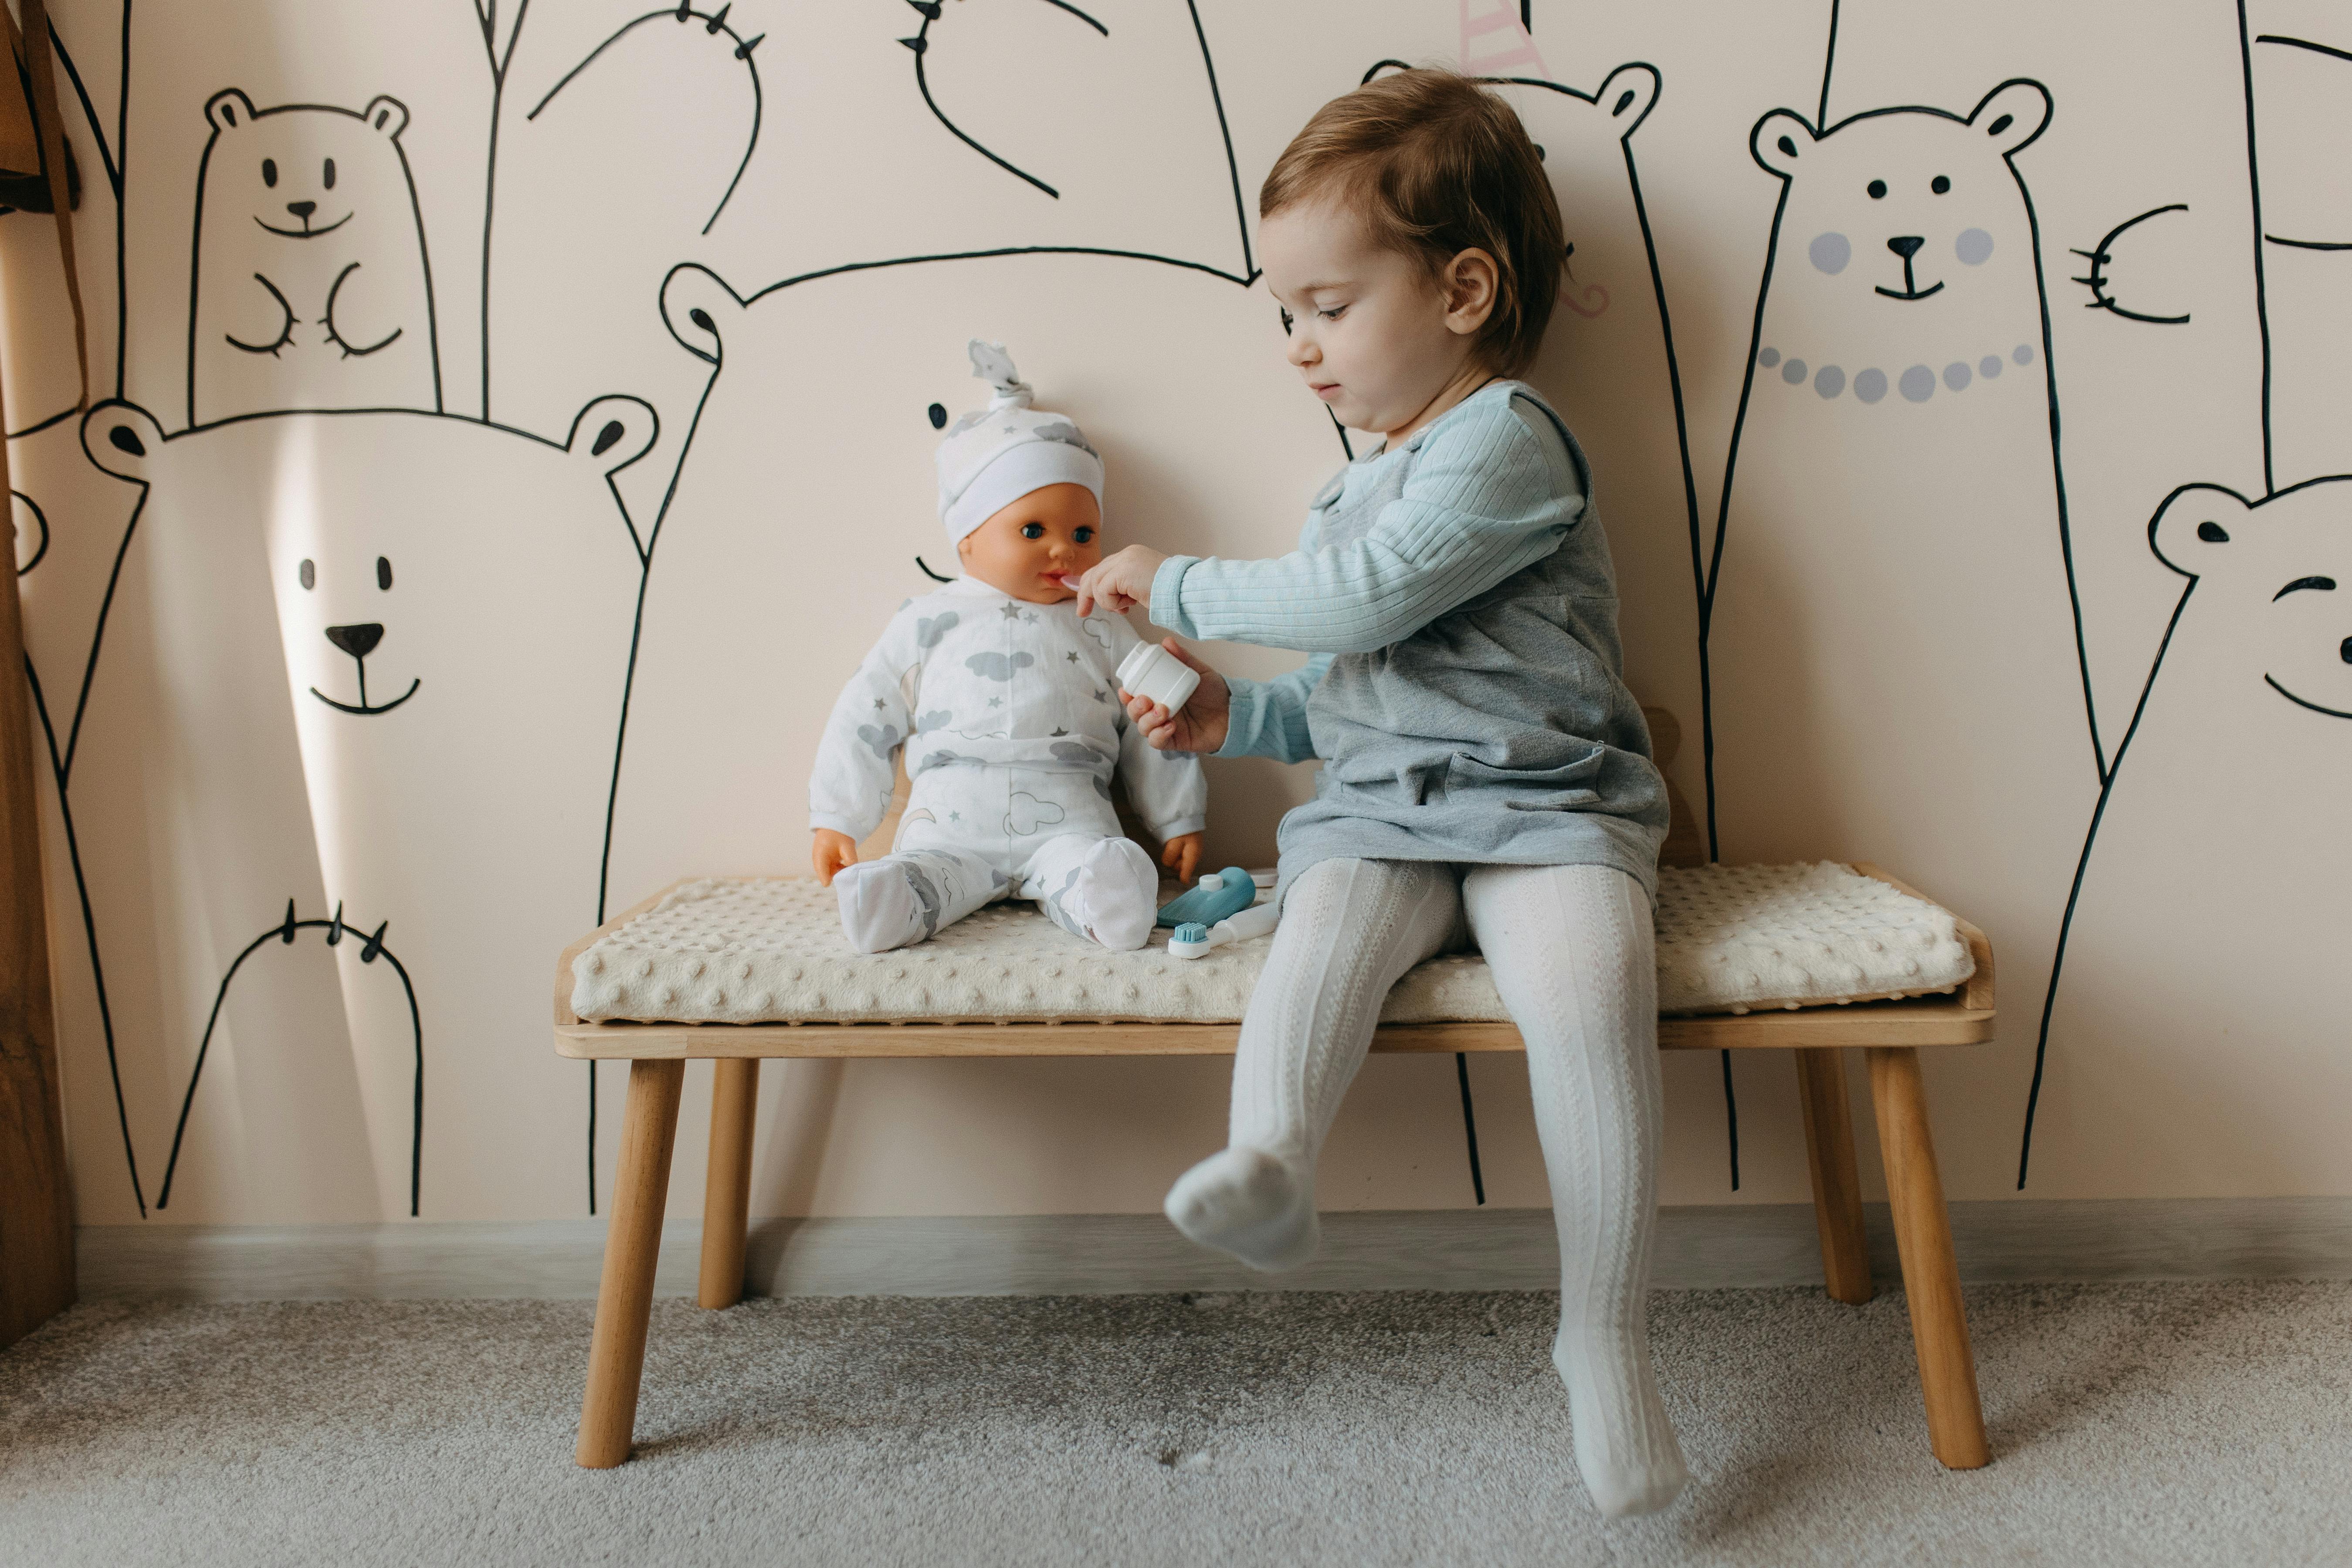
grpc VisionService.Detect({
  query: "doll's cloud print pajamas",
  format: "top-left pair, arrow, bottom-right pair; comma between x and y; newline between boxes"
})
811,578 -> 1206,952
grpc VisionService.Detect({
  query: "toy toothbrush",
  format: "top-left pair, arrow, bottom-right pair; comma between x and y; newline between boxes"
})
1169,900 -> 1281,959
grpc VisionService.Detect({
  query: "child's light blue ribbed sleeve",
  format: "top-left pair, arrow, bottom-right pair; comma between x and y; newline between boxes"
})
1147,396 -> 1583,657
1216,654 -> 1332,765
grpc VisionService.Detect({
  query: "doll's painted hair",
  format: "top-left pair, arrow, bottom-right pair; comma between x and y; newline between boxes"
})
1260,68 -> 1563,377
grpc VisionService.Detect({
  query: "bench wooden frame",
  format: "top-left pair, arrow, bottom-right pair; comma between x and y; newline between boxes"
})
554,862 -> 1996,1473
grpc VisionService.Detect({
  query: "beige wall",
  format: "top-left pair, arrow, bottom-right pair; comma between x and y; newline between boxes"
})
11,0 -> 2348,1232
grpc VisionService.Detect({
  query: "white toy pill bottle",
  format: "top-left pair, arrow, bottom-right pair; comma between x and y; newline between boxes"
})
1115,641 -> 1201,714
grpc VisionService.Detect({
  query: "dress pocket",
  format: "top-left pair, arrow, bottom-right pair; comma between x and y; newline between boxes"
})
1447,744 -> 1608,811
1326,751 -> 1447,806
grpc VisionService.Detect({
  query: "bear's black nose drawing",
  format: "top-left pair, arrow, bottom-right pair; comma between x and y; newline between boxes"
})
325,623 -> 383,659
1887,235 -> 1925,259
286,200 -> 317,221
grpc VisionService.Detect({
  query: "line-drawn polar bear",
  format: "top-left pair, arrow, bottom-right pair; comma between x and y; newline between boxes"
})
78,398 -> 651,1219
1707,81 -> 2100,1083
188,90 -> 441,428
2026,479 -> 2352,1192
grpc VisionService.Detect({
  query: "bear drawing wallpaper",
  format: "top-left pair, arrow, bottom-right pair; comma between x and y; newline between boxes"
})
6,0 -> 2347,1233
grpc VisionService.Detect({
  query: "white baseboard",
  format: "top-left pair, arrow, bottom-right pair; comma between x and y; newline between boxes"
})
73,1197 -> 2352,1304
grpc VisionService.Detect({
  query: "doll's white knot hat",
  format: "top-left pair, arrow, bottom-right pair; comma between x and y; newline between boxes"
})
935,340 -> 1104,545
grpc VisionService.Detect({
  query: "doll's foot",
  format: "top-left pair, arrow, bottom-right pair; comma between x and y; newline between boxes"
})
1075,837 -> 1158,951
1553,1331 -> 1690,1517
1162,1145 -> 1319,1272
834,861 -> 924,953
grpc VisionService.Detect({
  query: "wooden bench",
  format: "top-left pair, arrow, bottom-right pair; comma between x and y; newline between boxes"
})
556,716 -> 1996,1472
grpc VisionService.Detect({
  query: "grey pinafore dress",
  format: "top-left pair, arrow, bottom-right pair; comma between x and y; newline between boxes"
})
1272,384 -> 1669,904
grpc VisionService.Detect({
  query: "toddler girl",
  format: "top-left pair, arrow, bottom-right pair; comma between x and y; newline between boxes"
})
1075,69 -> 1688,1515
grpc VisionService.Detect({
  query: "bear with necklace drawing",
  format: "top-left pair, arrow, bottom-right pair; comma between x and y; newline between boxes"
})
1708,79 -> 2100,1038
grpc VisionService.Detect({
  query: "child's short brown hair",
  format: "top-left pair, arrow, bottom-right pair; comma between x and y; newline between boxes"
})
1261,68 -> 1563,377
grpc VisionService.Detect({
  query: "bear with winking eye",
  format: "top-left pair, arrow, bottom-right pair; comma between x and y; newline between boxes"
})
189,89 -> 440,427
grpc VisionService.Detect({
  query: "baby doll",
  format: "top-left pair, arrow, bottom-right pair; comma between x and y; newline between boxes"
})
808,342 -> 1205,954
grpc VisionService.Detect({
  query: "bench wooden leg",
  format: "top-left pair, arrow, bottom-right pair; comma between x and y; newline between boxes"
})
1866,1046 -> 1990,1470
698,1058 -> 759,1309
576,1058 -> 686,1469
1794,1048 -> 1873,1305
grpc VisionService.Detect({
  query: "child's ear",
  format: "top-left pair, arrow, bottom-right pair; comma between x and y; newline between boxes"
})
1446,248 -> 1501,328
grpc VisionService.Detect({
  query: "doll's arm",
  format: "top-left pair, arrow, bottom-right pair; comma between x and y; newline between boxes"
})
1117,699 -> 1208,847
810,609 -> 921,843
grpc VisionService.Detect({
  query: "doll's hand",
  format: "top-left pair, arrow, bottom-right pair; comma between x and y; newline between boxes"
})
1120,639 -> 1230,755
1160,832 -> 1204,885
1072,545 -> 1166,617
812,829 -> 858,885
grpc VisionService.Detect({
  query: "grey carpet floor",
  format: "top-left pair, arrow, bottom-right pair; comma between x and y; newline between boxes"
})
3,1282 -> 2349,1567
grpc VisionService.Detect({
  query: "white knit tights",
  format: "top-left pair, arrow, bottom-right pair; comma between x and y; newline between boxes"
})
1163,857 -> 1689,1517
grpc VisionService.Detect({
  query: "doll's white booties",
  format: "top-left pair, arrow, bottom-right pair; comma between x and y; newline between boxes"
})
1163,1145 -> 1321,1272
834,860 -> 924,954
1072,837 -> 1158,951
1553,1331 -> 1690,1517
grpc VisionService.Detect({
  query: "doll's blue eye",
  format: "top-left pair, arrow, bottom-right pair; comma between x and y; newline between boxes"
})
1020,523 -> 1044,539
1074,527 -> 1094,543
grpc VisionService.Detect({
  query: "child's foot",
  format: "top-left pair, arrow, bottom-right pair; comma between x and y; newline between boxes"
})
834,861 -> 929,953
1552,1331 -> 1690,1517
1162,1145 -> 1319,1272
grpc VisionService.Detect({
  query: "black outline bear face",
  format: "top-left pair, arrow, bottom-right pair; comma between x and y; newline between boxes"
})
1754,81 -> 2050,313
77,394 -> 659,727
203,89 -> 412,241
298,547 -> 417,716
2153,479 -> 2352,721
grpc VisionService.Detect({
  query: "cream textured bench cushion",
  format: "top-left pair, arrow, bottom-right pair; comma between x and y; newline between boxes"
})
570,862 -> 1974,1026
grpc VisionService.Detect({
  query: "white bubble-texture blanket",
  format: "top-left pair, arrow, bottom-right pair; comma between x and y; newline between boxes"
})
569,863 -> 1974,1025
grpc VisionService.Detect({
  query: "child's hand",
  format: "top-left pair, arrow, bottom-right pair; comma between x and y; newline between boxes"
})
1120,639 -> 1230,754
812,829 -> 858,885
1072,545 -> 1166,616
1160,832 -> 1204,885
